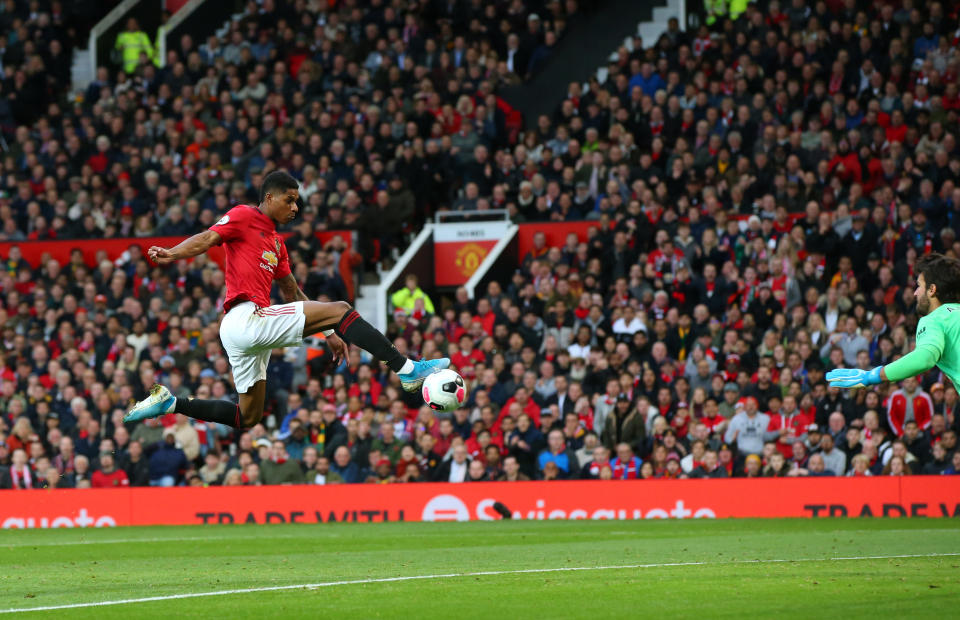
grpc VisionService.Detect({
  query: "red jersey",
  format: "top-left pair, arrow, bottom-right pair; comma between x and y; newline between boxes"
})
450,348 -> 486,372
766,411 -> 810,459
91,469 -> 129,488
208,205 -> 291,311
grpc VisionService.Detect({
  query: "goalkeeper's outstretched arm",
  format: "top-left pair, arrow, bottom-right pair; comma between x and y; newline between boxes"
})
826,343 -> 941,388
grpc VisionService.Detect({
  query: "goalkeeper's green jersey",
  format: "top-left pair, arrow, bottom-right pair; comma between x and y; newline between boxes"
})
884,302 -> 960,385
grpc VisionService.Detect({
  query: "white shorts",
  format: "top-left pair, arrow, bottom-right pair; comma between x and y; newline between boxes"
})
219,301 -> 306,393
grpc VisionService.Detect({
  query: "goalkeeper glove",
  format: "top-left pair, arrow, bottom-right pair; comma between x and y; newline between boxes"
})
825,366 -> 883,388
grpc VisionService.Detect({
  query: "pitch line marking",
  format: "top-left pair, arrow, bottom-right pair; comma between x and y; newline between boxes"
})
1,552 -> 957,614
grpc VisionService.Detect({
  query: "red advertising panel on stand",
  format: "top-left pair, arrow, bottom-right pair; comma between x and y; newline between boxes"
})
2,477 -> 958,529
433,222 -> 510,287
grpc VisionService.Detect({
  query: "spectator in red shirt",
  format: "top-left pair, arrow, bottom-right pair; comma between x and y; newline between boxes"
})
451,333 -> 486,374
884,109 -> 907,144
764,395 -> 809,459
91,452 -> 130,488
473,298 -> 496,336
432,418 -> 457,459
497,387 -> 542,428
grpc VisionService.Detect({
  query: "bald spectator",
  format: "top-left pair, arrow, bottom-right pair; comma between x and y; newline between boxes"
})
330,446 -> 360,484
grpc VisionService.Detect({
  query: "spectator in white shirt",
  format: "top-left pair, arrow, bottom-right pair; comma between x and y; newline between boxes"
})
612,305 -> 646,338
568,325 -> 593,359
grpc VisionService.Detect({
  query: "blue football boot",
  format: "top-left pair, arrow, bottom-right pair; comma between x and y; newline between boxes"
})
123,384 -> 175,423
398,358 -> 450,392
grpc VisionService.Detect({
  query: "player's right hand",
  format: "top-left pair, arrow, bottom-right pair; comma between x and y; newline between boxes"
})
148,246 -> 175,265
825,367 -> 883,388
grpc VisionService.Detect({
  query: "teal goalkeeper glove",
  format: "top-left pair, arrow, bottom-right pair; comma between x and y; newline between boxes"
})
825,366 -> 883,388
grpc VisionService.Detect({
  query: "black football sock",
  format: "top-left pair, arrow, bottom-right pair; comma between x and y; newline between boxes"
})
336,308 -> 408,372
175,397 -> 242,429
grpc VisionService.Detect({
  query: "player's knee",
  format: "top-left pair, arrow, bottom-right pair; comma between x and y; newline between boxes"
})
239,404 -> 263,428
332,301 -> 352,321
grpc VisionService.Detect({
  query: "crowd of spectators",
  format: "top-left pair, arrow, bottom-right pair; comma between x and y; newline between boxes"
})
0,0 -> 584,265
4,0 -> 960,489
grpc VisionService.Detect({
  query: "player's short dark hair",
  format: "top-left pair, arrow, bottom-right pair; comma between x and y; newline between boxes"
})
259,170 -> 299,203
917,252 -> 960,303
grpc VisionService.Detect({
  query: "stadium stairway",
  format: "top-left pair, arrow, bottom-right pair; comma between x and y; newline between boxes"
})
499,0 -> 680,126
71,48 -> 94,92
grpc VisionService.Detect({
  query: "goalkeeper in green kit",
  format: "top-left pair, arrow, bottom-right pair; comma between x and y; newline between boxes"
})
827,253 -> 960,389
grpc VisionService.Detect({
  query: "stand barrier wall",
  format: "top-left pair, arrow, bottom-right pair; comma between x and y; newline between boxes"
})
2,477 -> 958,529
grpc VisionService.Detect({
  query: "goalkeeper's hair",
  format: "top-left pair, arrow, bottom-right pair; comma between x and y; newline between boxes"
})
916,252 -> 960,303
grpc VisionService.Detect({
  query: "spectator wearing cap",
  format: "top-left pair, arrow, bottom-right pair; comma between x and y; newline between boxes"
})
658,453 -> 683,479
718,382 -> 740,419
282,420 -> 311,462
601,395 -> 645,454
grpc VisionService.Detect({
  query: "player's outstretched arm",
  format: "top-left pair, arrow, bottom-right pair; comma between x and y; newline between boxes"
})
149,230 -> 222,265
826,346 -> 939,388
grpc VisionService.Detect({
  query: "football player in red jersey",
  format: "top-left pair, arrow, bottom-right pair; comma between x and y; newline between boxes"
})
125,171 -> 448,429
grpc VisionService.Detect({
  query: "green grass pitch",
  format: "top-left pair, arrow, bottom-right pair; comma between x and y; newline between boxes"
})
0,519 -> 958,618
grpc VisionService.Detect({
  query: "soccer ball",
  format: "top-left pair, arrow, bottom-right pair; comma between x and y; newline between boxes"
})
422,368 -> 467,412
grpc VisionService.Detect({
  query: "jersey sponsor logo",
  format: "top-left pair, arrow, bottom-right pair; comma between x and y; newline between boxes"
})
215,215 -> 230,226
260,250 -> 278,272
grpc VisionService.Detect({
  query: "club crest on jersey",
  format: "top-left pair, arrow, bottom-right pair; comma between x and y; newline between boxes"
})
275,238 -> 282,254
260,250 -> 278,272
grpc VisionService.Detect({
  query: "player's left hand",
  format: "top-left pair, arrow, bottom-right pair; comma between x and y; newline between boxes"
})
826,367 -> 883,388
148,246 -> 175,265
325,332 -> 348,364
